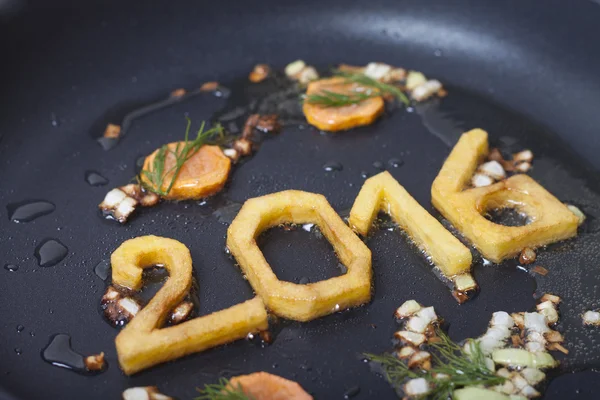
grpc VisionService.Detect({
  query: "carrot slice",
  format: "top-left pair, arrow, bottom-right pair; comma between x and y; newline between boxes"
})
141,143 -> 231,200
302,77 -> 384,132
228,372 -> 313,400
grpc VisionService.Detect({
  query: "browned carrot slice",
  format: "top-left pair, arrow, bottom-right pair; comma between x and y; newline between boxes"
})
228,372 -> 313,400
141,143 -> 231,200
302,77 -> 384,132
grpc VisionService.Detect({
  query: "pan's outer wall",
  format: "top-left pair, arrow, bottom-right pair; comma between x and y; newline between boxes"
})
1,0 -> 600,399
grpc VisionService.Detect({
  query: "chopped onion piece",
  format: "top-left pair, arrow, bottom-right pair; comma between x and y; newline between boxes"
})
364,62 -> 392,80
404,378 -> 430,396
406,71 -> 427,90
583,310 -> 600,326
103,188 -> 127,207
397,346 -> 415,359
408,351 -> 431,368
285,60 -> 306,77
540,293 -> 561,304
411,79 -> 442,102
492,311 -> 515,328
406,316 -> 429,333
479,160 -> 506,180
472,173 -> 494,187
515,162 -> 532,173
524,312 -> 550,333
525,341 -> 546,353
520,385 -> 540,398
416,306 -> 437,324
395,300 -> 422,318
394,330 -> 426,346
118,298 -> 141,317
298,66 -> 319,84
536,301 -> 558,324
521,368 -> 545,386
511,374 -> 529,391
544,330 -> 564,343
496,368 -> 511,378
496,380 -> 517,395
479,335 -> 505,355
513,150 -> 533,163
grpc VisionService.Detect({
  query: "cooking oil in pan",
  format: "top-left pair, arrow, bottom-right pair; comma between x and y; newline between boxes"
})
7,200 -> 55,223
34,239 -> 68,267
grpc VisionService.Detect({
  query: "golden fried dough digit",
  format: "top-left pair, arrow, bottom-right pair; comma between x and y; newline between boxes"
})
112,235 -> 268,375
432,129 -> 578,263
349,171 -> 472,277
227,191 -> 372,322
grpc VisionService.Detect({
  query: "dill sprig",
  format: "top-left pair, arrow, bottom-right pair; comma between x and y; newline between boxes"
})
365,329 -> 504,399
195,378 -> 254,400
304,89 -> 380,107
140,119 -> 224,196
334,70 -> 410,106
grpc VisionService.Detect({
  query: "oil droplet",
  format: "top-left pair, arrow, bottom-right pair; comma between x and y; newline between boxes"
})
94,260 -> 111,281
299,277 -> 310,285
360,171 -> 370,179
344,386 -> 361,399
7,200 -> 55,223
16,325 -> 24,333
372,161 -> 385,171
34,239 -> 68,267
14,348 -> 22,355
323,161 -> 343,172
42,334 -> 104,374
388,158 -> 404,168
4,263 -> 18,272
434,49 -> 443,57
85,171 -> 109,186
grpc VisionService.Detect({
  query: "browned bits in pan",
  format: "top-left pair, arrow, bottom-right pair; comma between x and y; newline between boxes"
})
255,114 -> 281,133
249,64 -> 271,83
259,330 -> 273,344
199,81 -> 219,92
84,352 -> 105,371
519,247 -> 537,264
103,123 -> 121,139
170,88 -> 186,98
531,265 -> 549,276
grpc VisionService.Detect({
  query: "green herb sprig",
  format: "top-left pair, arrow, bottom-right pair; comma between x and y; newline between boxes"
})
334,70 -> 410,106
141,119 -> 224,196
365,329 -> 504,400
304,89 -> 380,107
195,378 -> 254,400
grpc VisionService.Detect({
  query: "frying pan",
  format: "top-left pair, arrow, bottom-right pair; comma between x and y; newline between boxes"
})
1,0 -> 600,398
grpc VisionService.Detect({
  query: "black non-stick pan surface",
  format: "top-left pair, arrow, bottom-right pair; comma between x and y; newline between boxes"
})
2,0 -> 600,399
